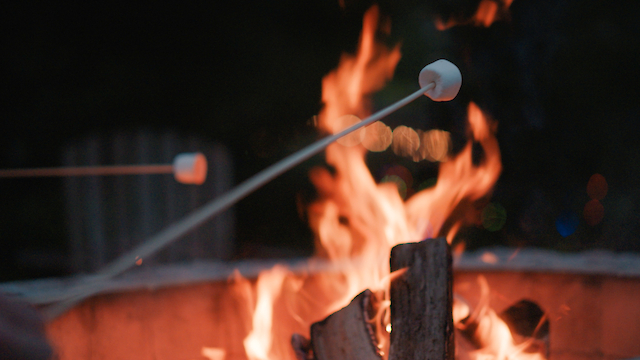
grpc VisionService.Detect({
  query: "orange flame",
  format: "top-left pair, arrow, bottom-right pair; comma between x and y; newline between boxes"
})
435,0 -> 514,30
456,277 -> 547,360
233,4 -> 539,360
405,102 -> 501,243
243,266 -> 289,360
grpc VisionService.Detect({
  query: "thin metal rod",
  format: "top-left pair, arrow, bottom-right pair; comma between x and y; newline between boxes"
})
42,83 -> 434,320
0,164 -> 173,178
0,164 -> 174,178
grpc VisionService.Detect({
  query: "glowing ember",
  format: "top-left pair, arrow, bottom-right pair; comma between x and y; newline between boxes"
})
233,4 -> 541,360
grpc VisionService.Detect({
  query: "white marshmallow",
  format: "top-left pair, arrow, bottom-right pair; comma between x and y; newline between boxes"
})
418,59 -> 462,101
173,152 -> 207,185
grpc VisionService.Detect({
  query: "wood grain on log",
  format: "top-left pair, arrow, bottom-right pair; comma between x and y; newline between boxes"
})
310,289 -> 381,360
389,238 -> 454,360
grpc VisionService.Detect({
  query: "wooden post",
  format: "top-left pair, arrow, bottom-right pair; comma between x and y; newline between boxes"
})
389,238 -> 454,360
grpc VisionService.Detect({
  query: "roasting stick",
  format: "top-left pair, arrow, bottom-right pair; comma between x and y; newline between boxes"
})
41,59 -> 462,320
0,165 -> 172,177
0,152 -> 208,185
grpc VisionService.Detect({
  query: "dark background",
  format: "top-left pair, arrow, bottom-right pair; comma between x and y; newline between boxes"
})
1,0 -> 639,281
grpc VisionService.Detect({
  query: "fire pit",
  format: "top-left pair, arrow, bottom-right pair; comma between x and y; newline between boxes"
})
2,2 -> 639,360
2,247 -> 639,359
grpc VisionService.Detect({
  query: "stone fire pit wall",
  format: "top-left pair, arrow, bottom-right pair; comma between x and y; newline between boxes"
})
1,248 -> 639,360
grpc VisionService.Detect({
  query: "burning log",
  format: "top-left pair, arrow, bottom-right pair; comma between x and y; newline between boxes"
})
499,300 -> 550,358
389,238 -> 454,360
291,333 -> 315,360
304,289 -> 382,360
454,289 -> 549,360
299,238 -> 454,360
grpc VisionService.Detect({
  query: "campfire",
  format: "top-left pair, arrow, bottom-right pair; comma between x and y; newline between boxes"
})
11,4 -> 550,360
6,2 -> 640,360
17,5 -> 546,359
213,5 -> 545,360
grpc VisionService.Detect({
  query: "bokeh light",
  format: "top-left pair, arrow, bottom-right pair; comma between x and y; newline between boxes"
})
587,173 -> 608,200
555,210 -> 579,237
335,115 -> 365,147
362,121 -> 392,152
420,129 -> 451,162
584,199 -> 604,226
481,202 -> 507,232
382,164 -> 413,189
391,125 -> 420,157
381,174 -> 407,199
412,130 -> 427,162
453,242 -> 465,256
480,251 -> 498,264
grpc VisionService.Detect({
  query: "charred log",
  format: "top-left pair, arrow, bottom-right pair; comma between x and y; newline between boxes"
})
499,300 -> 550,358
308,289 -> 382,360
291,333 -> 315,360
455,297 -> 549,360
389,238 -> 454,360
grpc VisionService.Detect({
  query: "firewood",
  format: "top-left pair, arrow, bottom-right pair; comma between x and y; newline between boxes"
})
310,289 -> 382,360
389,238 -> 454,360
499,300 -> 550,358
454,298 -> 549,360
291,333 -> 315,360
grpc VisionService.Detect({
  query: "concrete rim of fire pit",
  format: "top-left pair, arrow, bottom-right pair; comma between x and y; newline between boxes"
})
1,247 -> 639,307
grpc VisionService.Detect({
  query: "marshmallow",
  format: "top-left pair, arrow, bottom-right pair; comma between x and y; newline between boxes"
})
173,152 -> 207,185
418,59 -> 462,101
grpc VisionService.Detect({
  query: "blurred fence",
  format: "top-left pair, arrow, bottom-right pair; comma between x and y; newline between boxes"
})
62,131 -> 234,273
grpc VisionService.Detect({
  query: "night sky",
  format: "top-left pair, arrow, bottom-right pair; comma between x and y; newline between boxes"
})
2,0 -> 640,281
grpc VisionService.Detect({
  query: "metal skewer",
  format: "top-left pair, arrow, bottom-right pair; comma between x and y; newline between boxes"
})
0,152 -> 208,185
97,84 -> 435,279
0,165 -> 174,178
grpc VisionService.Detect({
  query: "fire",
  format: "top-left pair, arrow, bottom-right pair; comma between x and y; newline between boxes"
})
405,101 -> 501,244
435,0 -> 514,30
456,277 -> 548,360
243,266 -> 289,360
230,4 -> 540,360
